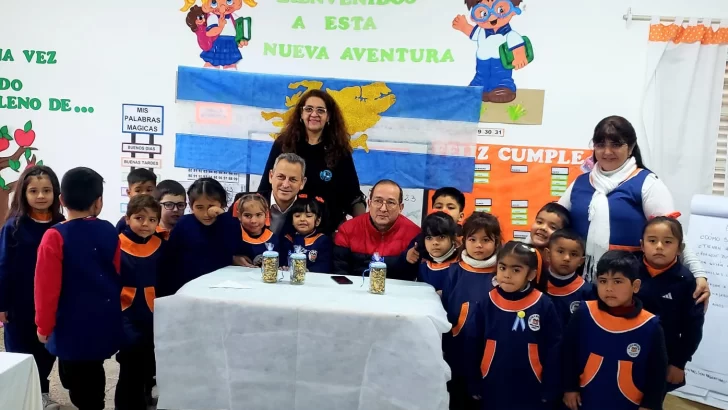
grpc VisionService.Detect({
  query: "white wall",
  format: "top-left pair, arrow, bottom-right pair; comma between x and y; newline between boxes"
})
0,0 -> 726,222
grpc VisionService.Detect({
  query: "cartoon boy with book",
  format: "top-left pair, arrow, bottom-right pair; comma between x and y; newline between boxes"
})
452,0 -> 533,103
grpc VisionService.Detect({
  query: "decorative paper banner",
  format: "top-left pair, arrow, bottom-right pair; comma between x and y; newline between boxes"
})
428,144 -> 591,240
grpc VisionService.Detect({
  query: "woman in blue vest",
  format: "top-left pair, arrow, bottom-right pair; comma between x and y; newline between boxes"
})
558,116 -> 710,303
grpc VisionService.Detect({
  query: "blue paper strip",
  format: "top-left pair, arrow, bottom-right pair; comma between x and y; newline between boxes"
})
177,66 -> 483,123
175,134 -> 474,192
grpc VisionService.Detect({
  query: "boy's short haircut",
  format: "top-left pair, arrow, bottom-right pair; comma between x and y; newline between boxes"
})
595,250 -> 640,282
154,180 -> 186,202
126,194 -> 162,219
61,167 -> 104,211
548,229 -> 585,254
537,202 -> 571,229
432,187 -> 466,212
422,211 -> 459,239
127,168 -> 157,187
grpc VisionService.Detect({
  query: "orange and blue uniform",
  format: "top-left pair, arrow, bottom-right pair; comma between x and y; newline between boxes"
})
242,228 -> 279,263
545,273 -> 594,327
417,253 -> 459,291
116,227 -> 163,409
637,255 -> 704,391
0,213 -> 64,394
472,287 -> 562,410
280,232 -> 332,273
561,299 -> 668,410
440,259 -> 496,409
117,216 -> 169,240
157,213 -> 243,297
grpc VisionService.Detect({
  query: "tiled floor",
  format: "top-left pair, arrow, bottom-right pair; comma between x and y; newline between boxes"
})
0,328 -> 718,410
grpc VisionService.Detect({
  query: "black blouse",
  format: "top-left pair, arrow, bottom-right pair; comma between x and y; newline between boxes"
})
257,139 -> 364,233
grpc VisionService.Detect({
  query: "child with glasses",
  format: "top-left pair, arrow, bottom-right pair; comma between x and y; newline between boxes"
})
153,180 -> 187,240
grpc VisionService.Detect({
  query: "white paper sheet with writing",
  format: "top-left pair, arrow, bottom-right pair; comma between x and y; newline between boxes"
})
677,194 -> 728,403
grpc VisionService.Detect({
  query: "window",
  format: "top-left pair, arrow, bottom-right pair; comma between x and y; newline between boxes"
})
713,62 -> 728,195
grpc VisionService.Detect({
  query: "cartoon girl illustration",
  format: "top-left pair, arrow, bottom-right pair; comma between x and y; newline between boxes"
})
452,0 -> 532,103
199,0 -> 257,70
186,6 -> 215,54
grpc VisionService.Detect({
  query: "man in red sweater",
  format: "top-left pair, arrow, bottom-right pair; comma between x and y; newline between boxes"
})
333,179 -> 420,280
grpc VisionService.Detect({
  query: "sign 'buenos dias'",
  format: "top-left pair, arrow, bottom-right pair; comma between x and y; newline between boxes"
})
122,104 -> 164,135
121,157 -> 162,169
121,143 -> 163,155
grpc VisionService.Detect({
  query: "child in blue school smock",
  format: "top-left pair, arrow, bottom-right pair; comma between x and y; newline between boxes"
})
280,195 -> 332,273
0,165 -> 65,409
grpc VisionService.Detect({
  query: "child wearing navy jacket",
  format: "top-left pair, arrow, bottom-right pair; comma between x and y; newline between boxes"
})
152,179 -> 187,240
470,241 -> 562,410
527,202 -> 571,291
280,195 -> 332,273
544,229 -> 593,326
116,168 -> 157,233
236,193 -> 279,267
115,194 -> 164,410
0,165 -> 65,409
35,167 -> 122,410
562,250 -> 667,410
157,178 -> 243,296
638,217 -> 704,393
441,212 -> 501,410
417,211 -> 459,292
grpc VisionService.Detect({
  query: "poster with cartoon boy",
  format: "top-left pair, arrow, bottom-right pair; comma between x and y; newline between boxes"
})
194,0 -> 256,70
453,0 -> 530,103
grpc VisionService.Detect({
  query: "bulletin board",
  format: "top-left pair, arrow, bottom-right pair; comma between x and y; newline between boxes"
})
428,144 -> 592,240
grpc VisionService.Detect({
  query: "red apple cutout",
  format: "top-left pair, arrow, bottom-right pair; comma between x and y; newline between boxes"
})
0,138 -> 9,153
14,121 -> 35,147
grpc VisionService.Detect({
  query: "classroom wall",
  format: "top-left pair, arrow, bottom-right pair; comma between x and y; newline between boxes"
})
0,0 -> 726,223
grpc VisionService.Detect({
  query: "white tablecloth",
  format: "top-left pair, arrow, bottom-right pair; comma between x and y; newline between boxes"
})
0,352 -> 43,410
155,267 -> 452,410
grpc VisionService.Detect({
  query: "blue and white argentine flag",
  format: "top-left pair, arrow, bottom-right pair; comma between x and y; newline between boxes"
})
175,66 -> 482,192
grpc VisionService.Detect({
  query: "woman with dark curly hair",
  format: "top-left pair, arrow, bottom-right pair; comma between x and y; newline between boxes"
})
257,89 -> 366,233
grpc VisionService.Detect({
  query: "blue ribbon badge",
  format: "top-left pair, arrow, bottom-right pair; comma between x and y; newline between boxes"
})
512,310 -> 526,331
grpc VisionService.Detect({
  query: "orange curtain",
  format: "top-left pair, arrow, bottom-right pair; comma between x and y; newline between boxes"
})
649,23 -> 728,45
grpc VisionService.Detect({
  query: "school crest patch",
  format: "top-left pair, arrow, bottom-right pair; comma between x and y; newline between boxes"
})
569,301 -> 580,314
528,314 -> 540,331
308,250 -> 318,262
627,343 -> 641,358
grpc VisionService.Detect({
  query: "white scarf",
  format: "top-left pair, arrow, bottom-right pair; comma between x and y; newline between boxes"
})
461,250 -> 497,269
432,245 -> 457,263
549,269 -> 575,281
585,156 -> 638,281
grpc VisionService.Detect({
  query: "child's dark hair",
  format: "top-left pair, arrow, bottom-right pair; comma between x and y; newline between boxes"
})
423,211 -> 458,240
465,0 -> 521,9
548,229 -> 586,254
61,167 -> 104,211
462,212 -> 502,247
591,116 -> 645,169
537,202 -> 571,229
126,194 -> 161,219
642,216 -> 684,246
187,177 -> 227,208
7,165 -> 64,226
236,193 -> 269,215
127,168 -> 157,187
497,241 -> 541,272
432,187 -> 466,212
289,195 -> 324,220
154,180 -> 186,202
185,5 -> 206,32
596,250 -> 640,282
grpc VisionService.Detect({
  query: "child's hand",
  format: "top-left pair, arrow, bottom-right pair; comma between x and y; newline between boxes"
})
238,40 -> 249,48
667,365 -> 685,384
36,331 -> 48,344
233,255 -> 254,267
208,206 -> 224,217
563,392 -> 581,410
405,243 -> 420,264
436,290 -> 443,297
512,46 -> 529,70
0,312 -> 7,324
452,14 -> 472,35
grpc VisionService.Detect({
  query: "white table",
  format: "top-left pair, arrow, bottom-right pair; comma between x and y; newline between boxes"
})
154,267 -> 452,410
0,352 -> 43,410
